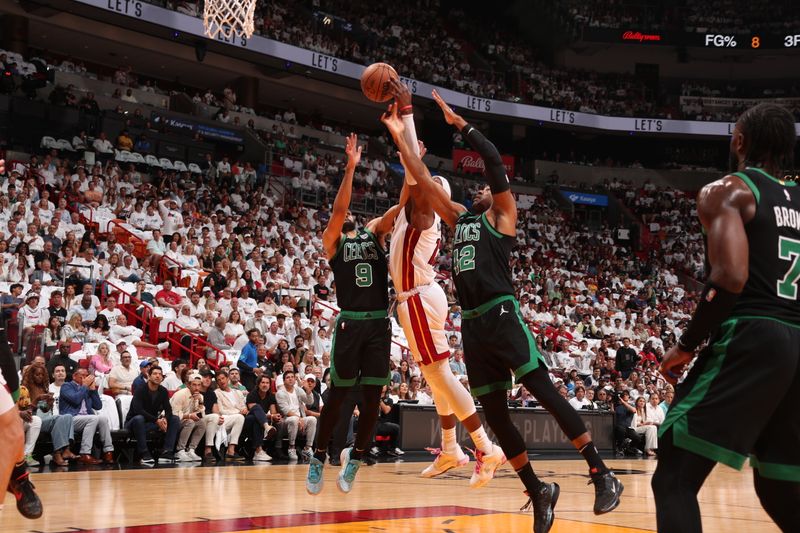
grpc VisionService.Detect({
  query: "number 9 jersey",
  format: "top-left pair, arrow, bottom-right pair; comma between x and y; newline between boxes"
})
451,211 -> 516,310
329,228 -> 389,312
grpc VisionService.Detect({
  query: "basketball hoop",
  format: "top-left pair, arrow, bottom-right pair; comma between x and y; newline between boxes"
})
203,0 -> 257,40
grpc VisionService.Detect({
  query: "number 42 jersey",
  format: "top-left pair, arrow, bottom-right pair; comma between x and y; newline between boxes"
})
451,211 -> 516,310
329,228 -> 389,312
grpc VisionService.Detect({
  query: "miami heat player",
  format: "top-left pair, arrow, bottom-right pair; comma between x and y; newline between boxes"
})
377,81 -> 504,488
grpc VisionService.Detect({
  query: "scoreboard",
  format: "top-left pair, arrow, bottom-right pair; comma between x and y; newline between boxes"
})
586,29 -> 800,49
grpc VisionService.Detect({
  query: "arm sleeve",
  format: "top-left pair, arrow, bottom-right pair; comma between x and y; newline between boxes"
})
460,123 -> 510,194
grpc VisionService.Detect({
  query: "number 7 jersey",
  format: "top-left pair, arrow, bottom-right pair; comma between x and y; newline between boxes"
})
451,211 -> 516,310
730,167 -> 800,323
329,228 -> 389,312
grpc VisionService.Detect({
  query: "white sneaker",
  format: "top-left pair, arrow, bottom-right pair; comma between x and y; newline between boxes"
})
176,450 -> 192,462
287,448 -> 298,461
420,447 -> 469,478
157,342 -> 170,352
469,444 -> 506,489
253,450 -> 272,462
392,447 -> 405,456
187,450 -> 202,461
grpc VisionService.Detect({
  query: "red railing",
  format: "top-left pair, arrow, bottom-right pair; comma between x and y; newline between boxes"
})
108,220 -> 147,258
100,279 -> 157,342
158,254 -> 183,285
164,321 -> 228,370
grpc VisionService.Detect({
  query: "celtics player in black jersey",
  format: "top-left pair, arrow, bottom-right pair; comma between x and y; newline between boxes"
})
381,97 -> 622,533
653,103 -> 800,532
306,134 -> 399,495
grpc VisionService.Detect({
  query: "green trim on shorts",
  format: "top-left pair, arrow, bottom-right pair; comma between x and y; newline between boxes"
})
660,320 -> 746,468
359,372 -> 392,387
329,318 -> 356,387
481,212 -> 505,239
727,315 -> 800,330
732,171 -> 761,204
471,380 -> 512,398
461,294 -> 516,319
671,416 -> 747,470
512,299 -> 544,379
338,309 -> 389,320
749,456 -> 800,482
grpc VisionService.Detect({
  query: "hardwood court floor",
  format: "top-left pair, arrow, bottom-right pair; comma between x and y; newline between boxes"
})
0,458 -> 779,533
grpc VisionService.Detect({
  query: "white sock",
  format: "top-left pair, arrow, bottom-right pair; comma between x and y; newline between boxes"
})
469,427 -> 493,455
442,427 -> 458,455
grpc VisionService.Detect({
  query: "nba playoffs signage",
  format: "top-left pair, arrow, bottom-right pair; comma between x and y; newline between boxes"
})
452,149 -> 515,176
561,190 -> 609,207
399,405 -> 614,452
79,0 -> 800,137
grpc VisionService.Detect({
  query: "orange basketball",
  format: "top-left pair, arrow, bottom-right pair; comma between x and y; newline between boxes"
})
360,62 -> 399,102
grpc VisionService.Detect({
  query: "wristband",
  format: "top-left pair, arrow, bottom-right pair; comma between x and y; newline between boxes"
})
399,105 -> 413,113
679,283 -> 740,352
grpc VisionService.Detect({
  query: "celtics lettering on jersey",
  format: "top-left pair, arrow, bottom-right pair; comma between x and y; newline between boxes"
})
452,212 -> 516,310
330,229 -> 389,311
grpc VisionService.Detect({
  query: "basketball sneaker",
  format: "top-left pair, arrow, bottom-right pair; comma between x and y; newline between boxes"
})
7,470 -> 43,519
306,456 -> 325,495
589,470 -> 623,514
469,444 -> 506,488
337,447 -> 363,494
520,482 -> 560,533
420,446 -> 469,478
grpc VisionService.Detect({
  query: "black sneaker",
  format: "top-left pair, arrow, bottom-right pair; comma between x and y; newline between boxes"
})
158,452 -> 176,464
589,470 -> 623,515
8,473 -> 43,519
140,454 -> 155,467
520,482 -> 559,533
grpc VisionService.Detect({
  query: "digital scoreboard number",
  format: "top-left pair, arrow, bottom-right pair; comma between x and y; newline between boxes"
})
703,33 -> 800,48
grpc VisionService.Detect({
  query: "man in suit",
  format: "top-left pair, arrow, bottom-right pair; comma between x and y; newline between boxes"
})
59,368 -> 115,464
276,370 -> 316,461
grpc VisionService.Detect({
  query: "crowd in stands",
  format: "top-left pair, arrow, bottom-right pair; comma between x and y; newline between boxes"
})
131,1 -> 795,122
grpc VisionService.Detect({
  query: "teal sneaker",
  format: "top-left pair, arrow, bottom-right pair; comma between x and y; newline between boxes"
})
306,456 -> 325,495
337,447 -> 363,494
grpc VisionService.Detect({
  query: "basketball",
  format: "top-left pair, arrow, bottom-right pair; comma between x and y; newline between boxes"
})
360,62 -> 399,102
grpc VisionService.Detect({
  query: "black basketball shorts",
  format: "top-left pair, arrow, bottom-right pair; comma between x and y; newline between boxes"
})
329,310 -> 392,388
461,295 -> 546,398
660,317 -> 800,482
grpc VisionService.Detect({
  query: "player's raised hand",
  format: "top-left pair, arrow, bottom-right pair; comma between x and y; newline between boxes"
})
381,102 -> 405,140
418,140 -> 427,158
431,89 -> 467,129
388,78 -> 412,115
344,133 -> 363,169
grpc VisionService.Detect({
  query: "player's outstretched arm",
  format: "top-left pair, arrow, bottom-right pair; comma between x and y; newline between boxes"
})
322,133 -> 362,259
381,103 -> 464,227
660,175 -> 752,384
431,90 -> 517,234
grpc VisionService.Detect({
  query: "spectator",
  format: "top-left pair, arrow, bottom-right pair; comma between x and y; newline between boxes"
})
125,365 -> 180,465
276,370 -> 316,461
170,372 -> 206,462
244,374 -> 279,462
214,370 -> 247,461
631,396 -> 658,456
59,368 -> 115,464
108,350 -> 138,395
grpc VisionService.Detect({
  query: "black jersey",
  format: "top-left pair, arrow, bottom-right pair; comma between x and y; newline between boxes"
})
329,228 -> 389,312
452,211 -> 516,310
730,167 -> 800,324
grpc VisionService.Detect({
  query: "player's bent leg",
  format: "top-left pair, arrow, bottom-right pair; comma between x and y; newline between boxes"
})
652,429 -> 716,533
2,406 -> 43,519
520,367 -> 622,514
420,364 -> 469,478
479,389 -> 557,533
753,469 -> 800,531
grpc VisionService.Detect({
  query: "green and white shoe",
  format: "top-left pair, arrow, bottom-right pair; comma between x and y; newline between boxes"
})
337,447 -> 363,494
306,456 -> 325,495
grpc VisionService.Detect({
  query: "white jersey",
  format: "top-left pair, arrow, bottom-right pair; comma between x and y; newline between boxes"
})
389,207 -> 441,293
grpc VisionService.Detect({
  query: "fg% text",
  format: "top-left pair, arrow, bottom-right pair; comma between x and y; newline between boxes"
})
705,34 -> 738,47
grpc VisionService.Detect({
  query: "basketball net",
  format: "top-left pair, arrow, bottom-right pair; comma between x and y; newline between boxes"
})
203,0 -> 257,40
